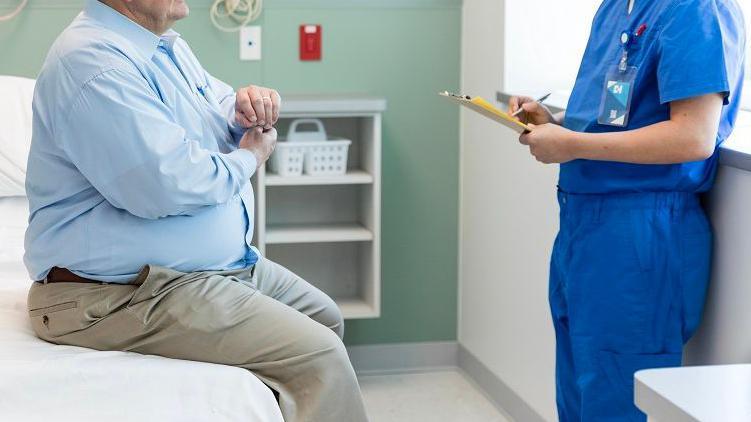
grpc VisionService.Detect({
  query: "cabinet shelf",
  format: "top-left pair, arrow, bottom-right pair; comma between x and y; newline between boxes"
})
265,170 -> 374,186
266,223 -> 373,244
336,299 -> 380,319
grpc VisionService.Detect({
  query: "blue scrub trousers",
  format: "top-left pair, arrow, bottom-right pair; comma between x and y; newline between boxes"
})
550,191 -> 712,421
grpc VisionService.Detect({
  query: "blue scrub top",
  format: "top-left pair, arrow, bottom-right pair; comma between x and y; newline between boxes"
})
561,0 -> 747,194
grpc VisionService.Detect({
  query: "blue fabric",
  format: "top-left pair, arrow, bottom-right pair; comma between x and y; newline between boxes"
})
550,191 -> 712,421
561,0 -> 746,194
25,0 -> 258,283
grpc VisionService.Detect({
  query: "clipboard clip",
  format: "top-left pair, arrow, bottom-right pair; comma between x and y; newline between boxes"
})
442,91 -> 472,101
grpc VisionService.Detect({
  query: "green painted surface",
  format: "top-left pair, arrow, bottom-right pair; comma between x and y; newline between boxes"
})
0,1 -> 461,345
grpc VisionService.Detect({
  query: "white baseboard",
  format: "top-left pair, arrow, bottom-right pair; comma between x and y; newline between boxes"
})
347,341 -> 549,422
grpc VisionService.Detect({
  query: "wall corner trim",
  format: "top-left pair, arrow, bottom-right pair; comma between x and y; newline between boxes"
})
458,345 -> 550,422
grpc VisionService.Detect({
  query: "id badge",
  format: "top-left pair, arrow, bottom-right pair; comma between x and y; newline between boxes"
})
598,66 -> 637,127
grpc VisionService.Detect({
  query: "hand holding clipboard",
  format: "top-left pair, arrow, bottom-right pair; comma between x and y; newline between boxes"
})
439,91 -> 531,134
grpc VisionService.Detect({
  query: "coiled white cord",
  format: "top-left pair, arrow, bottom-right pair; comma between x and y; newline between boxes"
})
210,0 -> 262,32
0,0 -> 28,22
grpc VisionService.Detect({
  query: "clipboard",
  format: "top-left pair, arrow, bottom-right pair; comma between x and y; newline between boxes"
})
439,91 -> 531,134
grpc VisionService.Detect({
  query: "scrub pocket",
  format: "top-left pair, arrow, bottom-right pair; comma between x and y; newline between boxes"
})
566,205 -> 676,350
678,209 -> 713,342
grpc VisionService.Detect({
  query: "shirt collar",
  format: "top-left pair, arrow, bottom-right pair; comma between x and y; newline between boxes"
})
159,29 -> 182,52
84,0 -> 164,60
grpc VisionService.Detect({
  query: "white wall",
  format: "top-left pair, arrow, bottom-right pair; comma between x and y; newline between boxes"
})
504,0 -> 599,96
459,1 -> 558,421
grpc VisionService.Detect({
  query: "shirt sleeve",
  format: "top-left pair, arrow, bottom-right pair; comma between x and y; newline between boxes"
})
656,0 -> 731,105
58,68 -> 257,220
207,72 -> 246,145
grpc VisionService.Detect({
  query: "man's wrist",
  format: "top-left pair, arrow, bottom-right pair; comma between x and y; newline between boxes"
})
234,148 -> 259,171
251,149 -> 264,169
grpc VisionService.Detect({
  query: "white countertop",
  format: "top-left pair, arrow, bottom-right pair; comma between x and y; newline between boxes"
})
635,364 -> 751,422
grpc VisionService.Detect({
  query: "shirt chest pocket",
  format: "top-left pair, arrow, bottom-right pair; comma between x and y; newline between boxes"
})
626,29 -> 659,68
157,83 -> 207,140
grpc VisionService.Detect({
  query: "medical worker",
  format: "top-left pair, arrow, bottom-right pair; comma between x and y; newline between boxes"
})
509,0 -> 746,420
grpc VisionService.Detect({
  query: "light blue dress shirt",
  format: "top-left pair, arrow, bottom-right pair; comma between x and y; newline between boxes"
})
24,0 -> 259,283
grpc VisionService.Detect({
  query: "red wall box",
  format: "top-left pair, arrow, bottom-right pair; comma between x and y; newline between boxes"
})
299,24 -> 322,61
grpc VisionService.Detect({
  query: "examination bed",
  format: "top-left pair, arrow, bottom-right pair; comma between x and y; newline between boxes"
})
0,76 -> 283,421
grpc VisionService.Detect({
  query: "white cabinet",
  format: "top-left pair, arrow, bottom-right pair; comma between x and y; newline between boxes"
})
254,95 -> 386,319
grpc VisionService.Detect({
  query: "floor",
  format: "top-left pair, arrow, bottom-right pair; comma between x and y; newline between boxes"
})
358,370 -> 511,422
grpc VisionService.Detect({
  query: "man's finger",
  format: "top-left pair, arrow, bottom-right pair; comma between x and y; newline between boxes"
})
236,88 -> 257,123
519,134 -> 531,145
252,126 -> 264,140
262,93 -> 273,129
264,127 -> 278,138
248,87 -> 266,126
235,111 -> 253,127
270,90 -> 281,124
264,127 -> 278,148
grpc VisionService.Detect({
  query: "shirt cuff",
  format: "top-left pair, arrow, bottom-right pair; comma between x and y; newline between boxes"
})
227,148 -> 258,180
224,94 -> 247,142
228,117 -> 247,140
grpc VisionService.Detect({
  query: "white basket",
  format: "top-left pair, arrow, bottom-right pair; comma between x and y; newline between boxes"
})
287,119 -> 328,142
268,119 -> 351,177
267,142 -> 306,176
303,140 -> 351,175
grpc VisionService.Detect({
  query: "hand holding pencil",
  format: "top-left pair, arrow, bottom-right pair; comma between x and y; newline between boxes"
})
508,93 -> 555,126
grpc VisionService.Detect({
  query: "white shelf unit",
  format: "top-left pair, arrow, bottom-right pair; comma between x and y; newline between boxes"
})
254,95 -> 386,319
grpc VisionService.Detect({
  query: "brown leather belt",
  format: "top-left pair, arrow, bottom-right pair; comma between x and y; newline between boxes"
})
42,267 -> 101,284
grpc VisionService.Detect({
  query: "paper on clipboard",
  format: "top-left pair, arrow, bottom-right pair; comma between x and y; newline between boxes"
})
439,91 -> 531,134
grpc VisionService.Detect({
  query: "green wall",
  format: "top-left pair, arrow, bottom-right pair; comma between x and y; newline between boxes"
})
0,0 -> 462,346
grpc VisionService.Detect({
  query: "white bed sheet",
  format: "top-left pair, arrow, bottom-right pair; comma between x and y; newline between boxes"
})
0,262 -> 283,422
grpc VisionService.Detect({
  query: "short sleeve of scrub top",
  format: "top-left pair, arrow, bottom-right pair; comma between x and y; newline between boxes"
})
559,0 -> 746,195
658,0 -> 732,105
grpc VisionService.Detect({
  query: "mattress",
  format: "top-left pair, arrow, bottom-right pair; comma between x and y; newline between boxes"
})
0,200 -> 283,422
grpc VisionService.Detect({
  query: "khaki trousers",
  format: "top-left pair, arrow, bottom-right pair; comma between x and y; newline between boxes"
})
27,257 -> 368,422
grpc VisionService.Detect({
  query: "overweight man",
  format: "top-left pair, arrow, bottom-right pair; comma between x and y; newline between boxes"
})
23,1 -> 368,421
